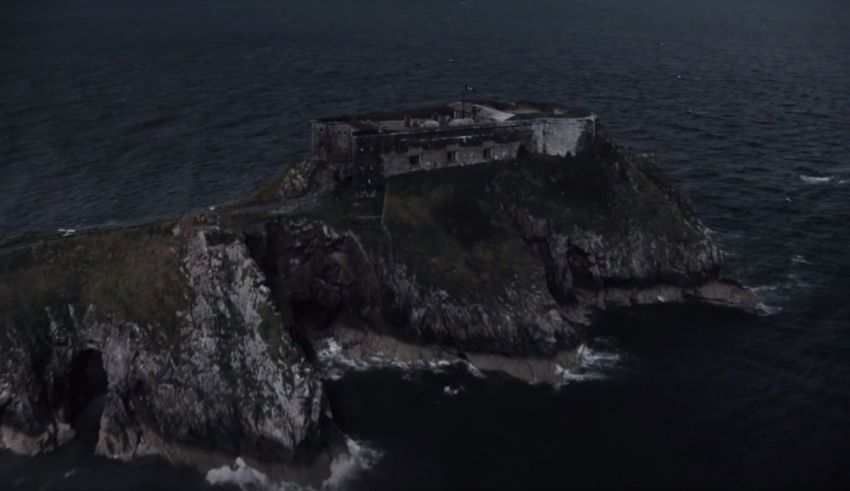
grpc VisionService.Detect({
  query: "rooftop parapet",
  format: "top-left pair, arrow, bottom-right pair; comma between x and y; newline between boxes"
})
313,100 -> 595,135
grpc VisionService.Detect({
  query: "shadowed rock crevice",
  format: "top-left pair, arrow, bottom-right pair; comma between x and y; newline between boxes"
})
66,349 -> 107,427
243,219 -> 382,361
64,349 -> 108,452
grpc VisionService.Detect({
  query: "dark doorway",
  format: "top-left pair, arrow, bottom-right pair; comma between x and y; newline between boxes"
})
517,144 -> 529,158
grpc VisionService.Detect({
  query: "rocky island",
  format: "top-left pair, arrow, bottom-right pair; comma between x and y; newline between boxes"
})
0,101 -> 757,480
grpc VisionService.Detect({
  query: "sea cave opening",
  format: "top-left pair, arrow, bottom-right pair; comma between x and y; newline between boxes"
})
66,349 -> 108,446
289,299 -> 341,361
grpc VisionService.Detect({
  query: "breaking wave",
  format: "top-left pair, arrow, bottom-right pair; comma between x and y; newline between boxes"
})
443,384 -> 464,396
756,302 -> 783,316
798,175 -> 834,184
323,439 -> 382,490
752,271 -> 812,316
554,339 -> 621,387
206,458 -> 276,490
205,438 -> 382,491
315,338 -> 485,380
317,336 -> 626,389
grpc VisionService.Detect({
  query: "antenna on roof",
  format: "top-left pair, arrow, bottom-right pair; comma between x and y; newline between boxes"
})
461,85 -> 475,119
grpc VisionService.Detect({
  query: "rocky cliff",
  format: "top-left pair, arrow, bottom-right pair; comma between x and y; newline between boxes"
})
0,219 -> 325,469
0,124 -> 756,471
240,128 -> 756,371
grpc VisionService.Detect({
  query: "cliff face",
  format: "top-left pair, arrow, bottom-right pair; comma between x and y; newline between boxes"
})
0,125 -> 757,468
240,131 -> 756,363
0,220 -> 324,465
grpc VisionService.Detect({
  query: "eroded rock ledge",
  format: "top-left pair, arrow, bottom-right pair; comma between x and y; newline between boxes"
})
0,126 -> 756,471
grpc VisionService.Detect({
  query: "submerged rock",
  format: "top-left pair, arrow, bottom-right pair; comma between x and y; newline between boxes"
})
0,120 -> 756,469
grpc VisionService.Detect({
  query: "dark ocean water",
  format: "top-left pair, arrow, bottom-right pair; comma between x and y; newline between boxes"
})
2,0 -> 850,489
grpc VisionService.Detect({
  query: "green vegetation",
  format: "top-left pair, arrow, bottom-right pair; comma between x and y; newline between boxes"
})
309,194 -> 382,229
233,159 -> 320,208
238,176 -> 285,208
383,152 -> 702,296
384,165 -> 541,297
0,149 -> 700,346
479,153 -> 702,242
0,223 -> 189,343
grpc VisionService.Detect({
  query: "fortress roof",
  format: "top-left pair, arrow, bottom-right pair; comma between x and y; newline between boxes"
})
314,101 -> 594,133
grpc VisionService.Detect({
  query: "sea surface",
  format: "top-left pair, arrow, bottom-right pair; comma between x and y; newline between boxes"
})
2,0 -> 849,489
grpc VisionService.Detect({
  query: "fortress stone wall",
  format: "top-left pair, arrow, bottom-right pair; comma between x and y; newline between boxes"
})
311,101 -> 596,198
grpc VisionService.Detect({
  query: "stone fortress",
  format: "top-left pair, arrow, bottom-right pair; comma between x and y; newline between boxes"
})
311,100 -> 598,197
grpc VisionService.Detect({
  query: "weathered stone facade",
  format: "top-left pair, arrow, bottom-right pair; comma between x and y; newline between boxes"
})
311,101 -> 597,197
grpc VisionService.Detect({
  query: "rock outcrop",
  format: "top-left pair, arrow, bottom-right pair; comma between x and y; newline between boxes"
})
0,220 -> 325,467
235,128 -> 757,377
0,122 -> 757,468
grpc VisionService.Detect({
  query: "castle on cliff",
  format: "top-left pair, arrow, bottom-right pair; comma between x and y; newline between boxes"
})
311,101 -> 597,197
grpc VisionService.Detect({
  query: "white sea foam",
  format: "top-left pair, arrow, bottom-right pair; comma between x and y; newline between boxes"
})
315,339 -> 366,374
323,438 -> 382,490
753,272 -> 811,294
554,342 -> 621,387
554,364 -> 606,384
791,255 -> 807,265
315,337 -> 484,380
205,438 -> 382,491
752,284 -> 784,316
577,343 -> 621,369
206,457 -> 273,490
461,360 -> 486,379
752,284 -> 779,295
752,271 -> 811,316
443,384 -> 464,396
799,175 -> 834,184
786,273 -> 811,289
756,302 -> 783,316
316,335 -> 626,389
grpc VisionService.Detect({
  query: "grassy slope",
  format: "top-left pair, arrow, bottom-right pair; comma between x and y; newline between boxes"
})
383,163 -> 541,297
382,153 -> 701,297
0,223 -> 189,347
0,150 -> 702,345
